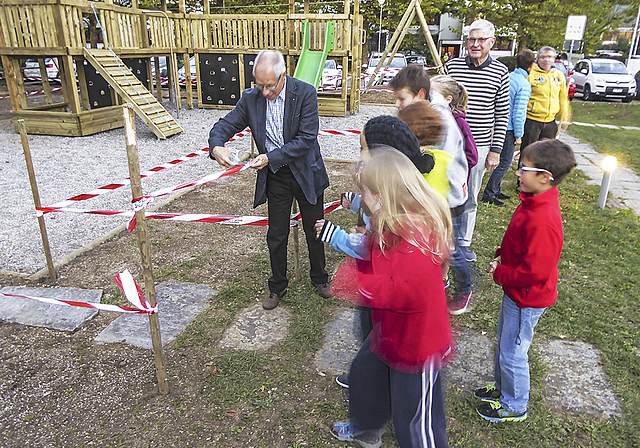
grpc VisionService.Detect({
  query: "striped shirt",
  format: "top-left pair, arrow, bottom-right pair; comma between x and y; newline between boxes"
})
444,56 -> 510,153
265,78 -> 286,153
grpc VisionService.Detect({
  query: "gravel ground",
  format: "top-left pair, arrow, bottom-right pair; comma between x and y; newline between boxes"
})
0,102 -> 395,275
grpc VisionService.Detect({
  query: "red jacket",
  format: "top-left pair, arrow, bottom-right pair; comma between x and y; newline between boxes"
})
339,237 -> 454,373
493,187 -> 563,308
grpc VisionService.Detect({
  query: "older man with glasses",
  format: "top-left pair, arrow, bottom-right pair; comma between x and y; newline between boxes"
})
209,50 -> 331,310
444,19 -> 510,264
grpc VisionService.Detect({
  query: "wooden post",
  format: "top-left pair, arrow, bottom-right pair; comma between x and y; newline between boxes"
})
292,201 -> 300,282
37,58 -> 53,105
122,104 -> 169,395
184,52 -> 193,109
414,2 -> 443,72
17,120 -> 56,281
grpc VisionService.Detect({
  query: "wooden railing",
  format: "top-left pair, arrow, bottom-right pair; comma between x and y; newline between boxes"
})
0,0 -> 355,56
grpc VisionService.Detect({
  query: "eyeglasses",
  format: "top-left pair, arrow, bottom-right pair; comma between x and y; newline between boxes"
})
518,163 -> 554,181
468,37 -> 493,45
255,74 -> 283,91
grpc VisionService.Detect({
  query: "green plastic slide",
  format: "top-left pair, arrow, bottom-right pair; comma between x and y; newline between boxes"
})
293,21 -> 335,90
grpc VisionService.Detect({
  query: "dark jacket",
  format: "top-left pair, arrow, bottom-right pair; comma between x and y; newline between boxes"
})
208,75 -> 329,208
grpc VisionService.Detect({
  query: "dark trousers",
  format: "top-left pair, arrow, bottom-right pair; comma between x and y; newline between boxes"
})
266,165 -> 328,294
521,118 -> 557,152
349,335 -> 450,448
483,130 -> 516,200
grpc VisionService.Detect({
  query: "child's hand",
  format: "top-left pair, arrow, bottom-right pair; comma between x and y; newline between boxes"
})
341,192 -> 354,209
314,219 -> 325,239
489,256 -> 501,281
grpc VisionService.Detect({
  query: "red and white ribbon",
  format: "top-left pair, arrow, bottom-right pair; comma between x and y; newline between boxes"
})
37,200 -> 342,229
0,269 -> 157,314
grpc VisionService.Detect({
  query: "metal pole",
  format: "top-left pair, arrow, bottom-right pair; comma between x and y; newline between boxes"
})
17,120 -> 56,281
598,171 -> 612,210
569,40 -> 575,71
378,3 -> 383,54
627,5 -> 640,68
123,104 -> 169,395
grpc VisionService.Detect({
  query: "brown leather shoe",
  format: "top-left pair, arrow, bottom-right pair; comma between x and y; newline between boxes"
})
314,282 -> 332,298
262,289 -> 287,310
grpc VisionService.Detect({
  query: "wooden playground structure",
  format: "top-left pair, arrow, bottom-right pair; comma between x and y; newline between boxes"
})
0,0 -> 364,138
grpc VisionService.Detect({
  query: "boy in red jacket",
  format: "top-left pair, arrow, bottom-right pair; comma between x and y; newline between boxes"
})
474,139 -> 576,422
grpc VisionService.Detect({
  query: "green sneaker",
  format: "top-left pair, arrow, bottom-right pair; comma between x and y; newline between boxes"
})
474,384 -> 501,402
477,401 -> 527,422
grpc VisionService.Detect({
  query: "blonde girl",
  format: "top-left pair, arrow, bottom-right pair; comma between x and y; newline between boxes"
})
331,148 -> 454,448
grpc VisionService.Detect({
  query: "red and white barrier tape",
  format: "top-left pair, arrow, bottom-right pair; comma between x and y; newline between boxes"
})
37,200 -> 342,232
0,269 -> 157,314
38,128 -> 355,214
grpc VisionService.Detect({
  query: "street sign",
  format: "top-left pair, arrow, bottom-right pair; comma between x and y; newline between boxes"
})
565,15 -> 587,41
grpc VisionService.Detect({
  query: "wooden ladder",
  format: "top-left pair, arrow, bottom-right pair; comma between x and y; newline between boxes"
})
83,49 -> 183,140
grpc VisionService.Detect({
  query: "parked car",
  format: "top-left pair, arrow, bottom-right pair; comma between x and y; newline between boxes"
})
23,58 -> 59,81
572,58 -> 636,102
406,55 -> 427,66
150,56 -> 168,78
177,55 -> 197,83
364,52 -> 407,84
321,59 -> 342,88
552,60 -> 576,100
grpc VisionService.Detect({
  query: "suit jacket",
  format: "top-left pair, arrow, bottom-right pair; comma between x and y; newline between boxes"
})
208,76 -> 329,208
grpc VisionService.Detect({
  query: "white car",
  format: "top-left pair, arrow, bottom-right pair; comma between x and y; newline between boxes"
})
321,59 -> 342,88
364,53 -> 407,85
572,58 -> 636,103
23,58 -> 59,81
177,56 -> 197,83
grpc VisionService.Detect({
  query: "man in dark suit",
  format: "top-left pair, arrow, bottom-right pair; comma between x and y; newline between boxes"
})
209,50 -> 330,310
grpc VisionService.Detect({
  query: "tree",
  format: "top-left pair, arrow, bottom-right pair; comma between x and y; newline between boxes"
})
442,0 -> 637,55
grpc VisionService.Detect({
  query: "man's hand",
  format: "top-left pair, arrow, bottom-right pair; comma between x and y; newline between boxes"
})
211,146 -> 233,168
485,151 -> 500,171
249,154 -> 269,170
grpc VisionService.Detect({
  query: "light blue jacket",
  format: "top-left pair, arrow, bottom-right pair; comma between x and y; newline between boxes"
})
326,194 -> 371,260
508,68 -> 532,139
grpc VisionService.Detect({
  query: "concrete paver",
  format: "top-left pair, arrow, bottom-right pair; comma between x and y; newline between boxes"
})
0,286 -> 101,332
94,281 -> 213,349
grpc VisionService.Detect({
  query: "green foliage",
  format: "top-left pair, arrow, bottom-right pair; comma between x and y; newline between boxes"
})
497,56 -> 516,71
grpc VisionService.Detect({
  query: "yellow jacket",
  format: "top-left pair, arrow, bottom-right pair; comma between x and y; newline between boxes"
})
526,63 -> 570,125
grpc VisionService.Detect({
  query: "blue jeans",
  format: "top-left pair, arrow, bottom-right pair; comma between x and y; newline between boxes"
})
449,208 -> 471,294
483,130 -> 516,201
494,294 -> 546,414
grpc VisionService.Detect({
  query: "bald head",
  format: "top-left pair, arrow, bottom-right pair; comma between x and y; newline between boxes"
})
253,50 -> 286,78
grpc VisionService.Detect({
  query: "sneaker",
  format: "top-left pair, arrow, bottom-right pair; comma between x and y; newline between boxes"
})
443,276 -> 450,289
474,384 -> 501,402
496,192 -> 511,200
336,374 -> 350,389
330,421 -> 382,448
448,291 -> 473,315
460,246 -> 477,262
481,197 -> 505,207
477,401 -> 527,422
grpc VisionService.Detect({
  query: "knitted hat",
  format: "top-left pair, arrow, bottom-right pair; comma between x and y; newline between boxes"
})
364,115 -> 433,174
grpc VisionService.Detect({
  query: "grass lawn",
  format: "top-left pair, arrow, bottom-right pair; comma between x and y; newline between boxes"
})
568,101 -> 640,173
172,162 -> 640,446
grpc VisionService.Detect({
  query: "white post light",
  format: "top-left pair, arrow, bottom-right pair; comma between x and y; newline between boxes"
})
377,0 -> 385,54
598,155 -> 617,209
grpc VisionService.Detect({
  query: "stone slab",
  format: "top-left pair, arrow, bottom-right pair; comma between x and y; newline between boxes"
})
94,281 -> 214,349
219,303 -> 292,352
0,286 -> 101,332
443,327 -> 494,391
314,308 -> 364,375
537,339 -> 622,420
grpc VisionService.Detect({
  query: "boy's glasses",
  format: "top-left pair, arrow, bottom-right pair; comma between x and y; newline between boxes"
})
518,163 -> 554,181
